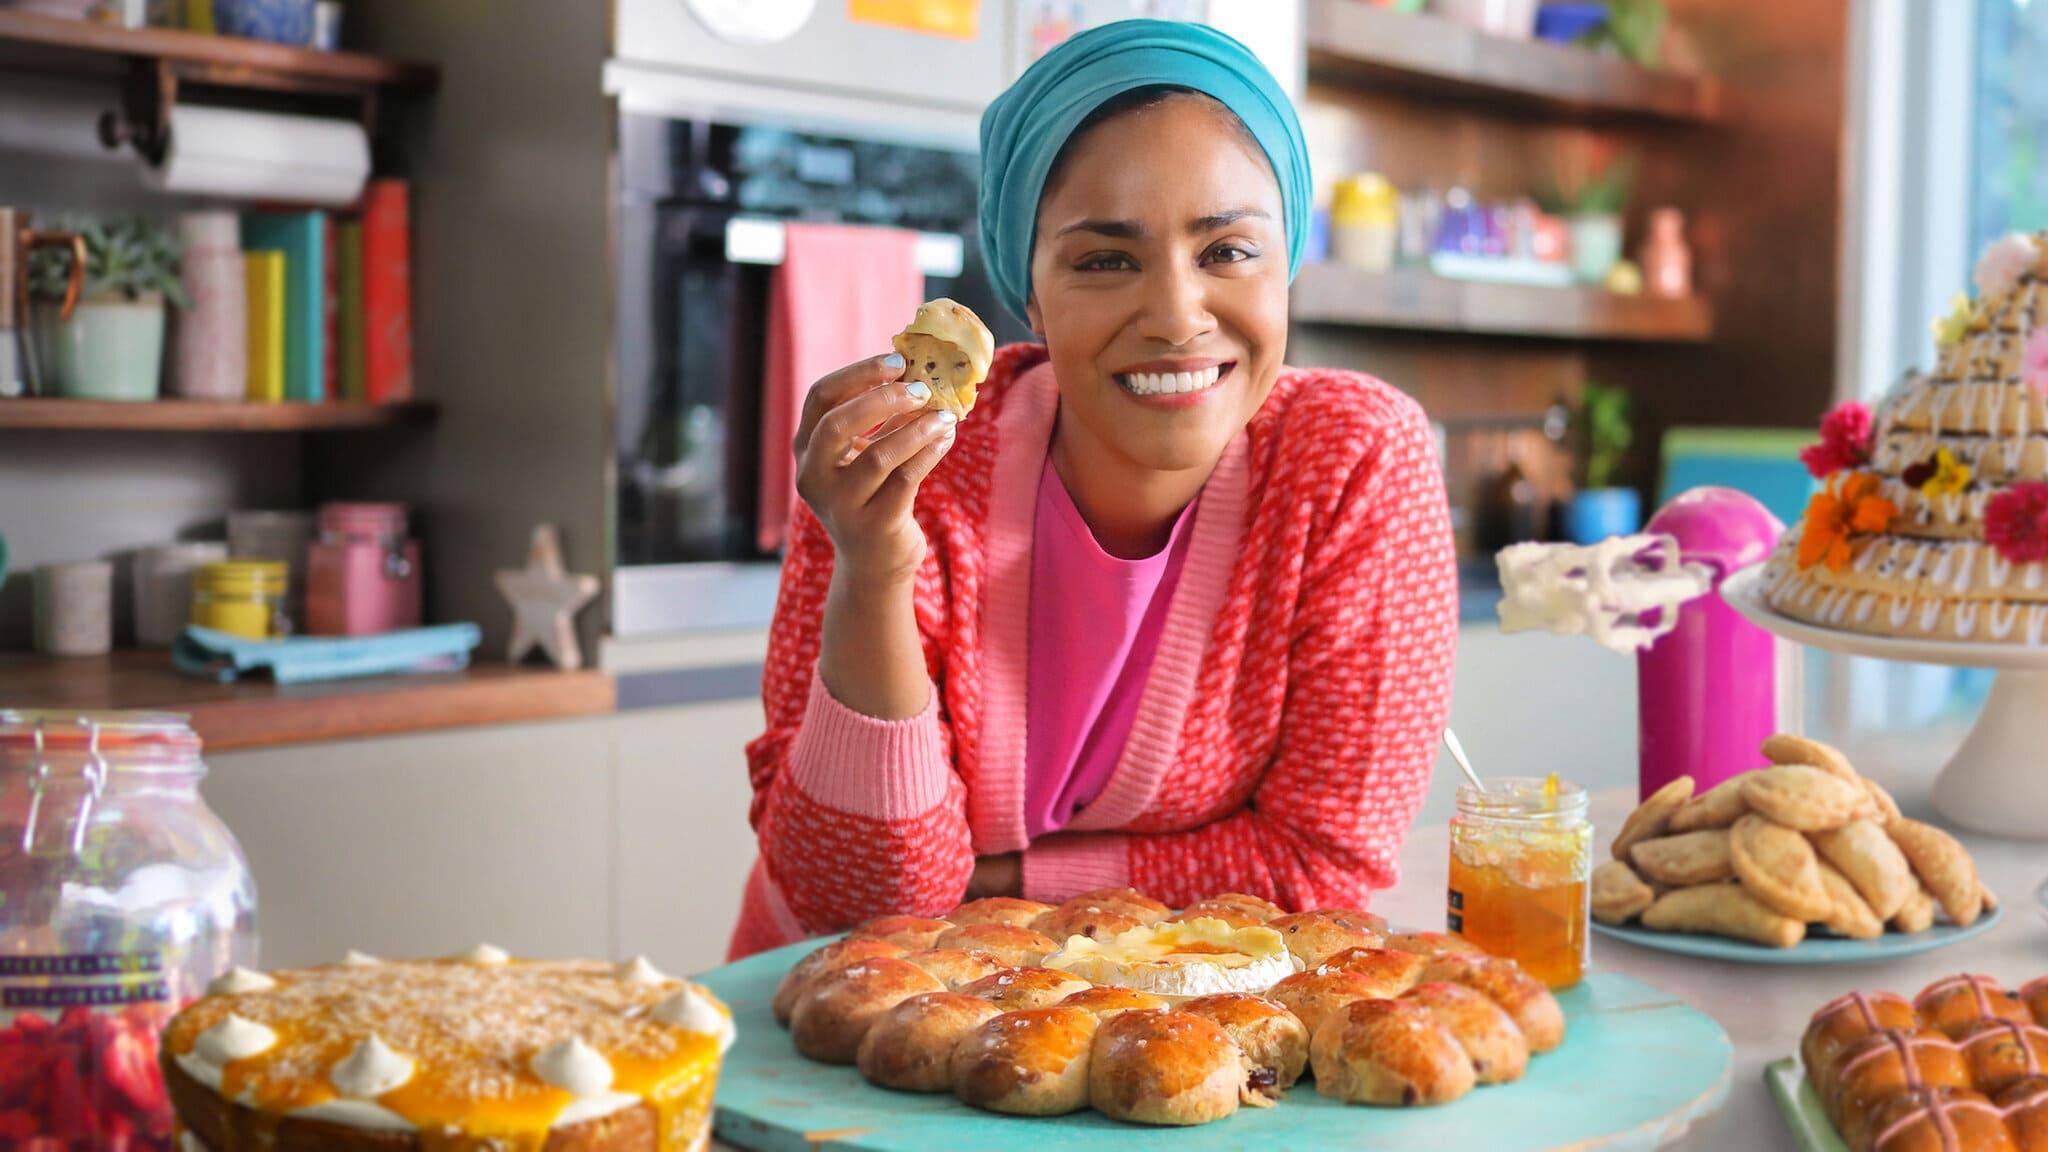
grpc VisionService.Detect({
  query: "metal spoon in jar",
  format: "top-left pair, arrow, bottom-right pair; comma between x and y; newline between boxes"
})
1443,728 -> 1485,794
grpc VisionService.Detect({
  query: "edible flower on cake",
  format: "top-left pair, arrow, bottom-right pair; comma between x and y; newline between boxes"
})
1042,918 -> 1298,999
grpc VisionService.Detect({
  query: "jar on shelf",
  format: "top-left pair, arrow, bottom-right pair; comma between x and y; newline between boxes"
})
190,560 -> 290,639
1447,776 -> 1592,990
1329,173 -> 1400,273
0,711 -> 258,1151
1641,207 -> 1693,298
305,502 -> 422,636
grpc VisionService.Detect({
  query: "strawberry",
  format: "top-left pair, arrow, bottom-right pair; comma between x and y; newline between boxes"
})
102,1107 -> 136,1140
54,1006 -> 92,1043
43,1054 -> 95,1141
98,1028 -> 168,1117
0,1109 -> 36,1141
9,1012 -> 52,1039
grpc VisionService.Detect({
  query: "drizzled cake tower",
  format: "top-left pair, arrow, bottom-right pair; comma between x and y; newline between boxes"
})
1762,232 -> 2048,643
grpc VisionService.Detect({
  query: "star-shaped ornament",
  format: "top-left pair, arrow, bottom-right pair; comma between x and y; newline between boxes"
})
496,524 -> 599,670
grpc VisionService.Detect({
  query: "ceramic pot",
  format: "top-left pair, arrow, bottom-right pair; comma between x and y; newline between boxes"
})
210,0 -> 314,43
1564,488 -> 1644,544
32,294 -> 167,402
1569,213 -> 1624,284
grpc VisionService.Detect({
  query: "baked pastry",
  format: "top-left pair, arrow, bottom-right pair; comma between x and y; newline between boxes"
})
1894,885 -> 1939,934
1830,1030 -> 1971,1134
1268,912 -> 1383,968
932,923 -> 1057,968
1193,892 -> 1286,922
947,897 -> 1055,929
1740,764 -> 1864,832
1815,859 -> 1886,940
1762,733 -> 1862,783
2023,978 -> 2048,1026
1917,975 -> 2032,1040
1611,776 -> 1694,861
1419,955 -> 1566,1055
1957,1019 -> 2048,1095
1058,986 -> 1171,1019
791,956 -> 946,1064
1178,993 -> 1310,1100
1861,1088 -> 2015,1152
1999,1078 -> 2048,1149
1065,888 -> 1172,925
959,966 -> 1094,1011
1029,903 -> 1146,944
1269,971 -> 1389,1041
849,915 -> 955,951
1591,860 -> 1657,926
773,937 -> 905,1026
1730,813 -> 1835,921
1667,776 -> 1751,833
856,991 -> 1004,1093
1310,907 -> 1393,936
1166,901 -> 1271,929
1811,819 -> 1918,921
163,950 -> 733,1152
1403,981 -> 1529,1085
902,948 -> 1010,991
1888,819 -> 1985,927
1804,991 -> 1921,1092
1086,1010 -> 1247,1124
1309,998 -> 1476,1108
893,297 -> 992,421
1629,830 -> 1736,886
1043,919 -> 1294,999
1312,947 -> 1429,997
1640,883 -> 1807,949
1383,932 -> 1485,959
950,1006 -> 1098,1116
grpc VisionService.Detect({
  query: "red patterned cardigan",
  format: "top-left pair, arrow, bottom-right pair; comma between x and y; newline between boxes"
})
729,344 -> 1459,959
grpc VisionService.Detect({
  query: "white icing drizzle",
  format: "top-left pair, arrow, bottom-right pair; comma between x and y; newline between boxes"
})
1991,602 -> 2022,640
2029,564 -> 2045,592
1953,543 -> 1977,594
2031,606 -> 2048,645
1921,598 -> 1943,633
1957,600 -> 1979,638
207,967 -> 276,996
1890,596 -> 1913,628
1855,593 -> 1877,624
1989,553 -> 2014,589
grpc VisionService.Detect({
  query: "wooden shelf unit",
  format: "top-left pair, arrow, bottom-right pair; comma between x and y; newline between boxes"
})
0,398 -> 437,432
1305,0 -> 1719,123
0,9 -> 438,94
1290,264 -> 1714,343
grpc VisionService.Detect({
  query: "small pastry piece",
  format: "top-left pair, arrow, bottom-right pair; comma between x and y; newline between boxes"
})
1860,1089 -> 2015,1152
1066,888 -> 1171,925
1087,1010 -> 1247,1125
849,915 -> 954,951
1893,885 -> 1937,935
1030,903 -> 1145,945
1740,764 -> 1865,832
1269,912 -> 1383,968
1269,970 -> 1391,1040
773,937 -> 905,1026
1815,860 -> 1885,941
790,956 -> 946,1064
947,897 -> 1055,929
1058,986 -> 1170,1019
1811,820 -> 1918,921
950,1005 -> 1098,1116
855,991 -> 1003,1093
1640,883 -> 1806,950
1957,1019 -> 2048,1095
1314,947 -> 1430,997
1179,993 -> 1310,1099
1312,907 -> 1393,936
1166,901 -> 1271,929
1611,776 -> 1695,862
1383,932 -> 1486,959
1310,998 -> 1476,1107
1861,777 -> 1904,825
902,948 -> 1009,991
1730,813 -> 1835,922
1199,892 -> 1286,921
1803,991 -> 1920,1093
1629,830 -> 1736,887
1916,974 -> 2031,1040
893,297 -> 992,421
1591,860 -> 1657,926
1417,955 -> 1565,1055
1830,1030 -> 1970,1134
959,966 -> 1094,1011
1403,981 -> 1530,1085
933,923 -> 1058,968
1888,819 -> 1984,927
1668,776 -> 1751,833
1997,1077 -> 2048,1150
2023,977 -> 2048,1027
1761,733 -> 1860,783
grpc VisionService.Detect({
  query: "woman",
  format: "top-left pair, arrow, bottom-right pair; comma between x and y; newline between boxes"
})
730,20 -> 1457,958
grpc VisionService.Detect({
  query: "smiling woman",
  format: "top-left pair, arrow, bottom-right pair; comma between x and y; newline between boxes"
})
730,20 -> 1459,960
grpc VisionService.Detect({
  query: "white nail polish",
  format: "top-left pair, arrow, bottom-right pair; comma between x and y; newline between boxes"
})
905,381 -> 932,403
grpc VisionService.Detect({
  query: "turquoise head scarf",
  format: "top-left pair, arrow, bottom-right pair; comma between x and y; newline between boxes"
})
978,19 -> 1311,327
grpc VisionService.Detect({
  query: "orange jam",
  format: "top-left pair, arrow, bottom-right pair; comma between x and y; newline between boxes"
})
1446,776 -> 1592,990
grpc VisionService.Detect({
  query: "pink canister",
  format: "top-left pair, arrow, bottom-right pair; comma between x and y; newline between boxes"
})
305,502 -> 421,636
172,212 -> 247,400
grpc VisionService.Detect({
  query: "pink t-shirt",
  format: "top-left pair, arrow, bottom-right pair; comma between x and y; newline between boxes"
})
1024,458 -> 1198,839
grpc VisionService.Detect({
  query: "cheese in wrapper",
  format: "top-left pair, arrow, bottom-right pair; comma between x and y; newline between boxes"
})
893,297 -> 993,420
1042,918 -> 1297,999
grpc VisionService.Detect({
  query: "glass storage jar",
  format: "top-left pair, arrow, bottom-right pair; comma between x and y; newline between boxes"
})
190,559 -> 290,639
1447,776 -> 1591,990
0,711 -> 258,1150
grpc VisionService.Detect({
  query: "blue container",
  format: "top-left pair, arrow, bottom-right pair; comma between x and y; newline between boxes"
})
1564,488 -> 1643,544
212,0 -> 316,45
1535,3 -> 1609,44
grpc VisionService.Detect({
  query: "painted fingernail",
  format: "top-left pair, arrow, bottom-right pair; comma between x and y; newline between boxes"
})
936,410 -> 958,427
882,353 -> 907,372
905,380 -> 932,403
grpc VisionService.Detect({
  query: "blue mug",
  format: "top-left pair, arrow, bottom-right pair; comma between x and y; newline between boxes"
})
1564,488 -> 1644,544
212,0 -> 317,45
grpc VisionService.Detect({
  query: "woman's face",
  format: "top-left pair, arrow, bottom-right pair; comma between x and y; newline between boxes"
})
1027,95 -> 1290,475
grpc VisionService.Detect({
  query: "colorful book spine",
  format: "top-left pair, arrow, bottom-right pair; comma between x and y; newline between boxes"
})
322,216 -> 338,403
361,180 -> 413,404
243,251 -> 286,403
336,220 -> 367,404
240,211 -> 327,403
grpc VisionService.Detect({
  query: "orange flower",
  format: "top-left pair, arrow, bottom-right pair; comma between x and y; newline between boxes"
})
1796,473 -> 1898,572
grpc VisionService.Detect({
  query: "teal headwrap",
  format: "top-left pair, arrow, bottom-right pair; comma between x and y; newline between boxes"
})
978,19 -> 1312,326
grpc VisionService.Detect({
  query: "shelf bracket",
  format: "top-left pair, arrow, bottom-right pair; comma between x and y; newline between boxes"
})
96,58 -> 175,167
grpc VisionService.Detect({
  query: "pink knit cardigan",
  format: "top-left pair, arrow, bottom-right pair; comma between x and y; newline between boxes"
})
729,344 -> 1458,959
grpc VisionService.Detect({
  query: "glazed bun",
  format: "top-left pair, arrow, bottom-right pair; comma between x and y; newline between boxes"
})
790,956 -> 946,1064
951,1006 -> 1099,1115
1998,1077 -> 2048,1149
2021,977 -> 2048,1027
947,897 -> 1055,929
1269,970 -> 1389,1041
855,991 -> 1003,1093
1067,888 -> 1172,925
1179,993 -> 1310,1099
849,915 -> 954,951
1830,1030 -> 1970,1140
933,923 -> 1057,968
1268,913 -> 1384,968
773,937 -> 905,1026
901,948 -> 1009,992
1801,991 -> 1918,1093
1420,954 -> 1566,1054
1030,904 -> 1145,945
1384,932 -> 1486,959
1859,1088 -> 2014,1152
1314,907 -> 1393,936
1403,982 -> 1530,1085
1170,893 -> 1283,924
1314,947 -> 1429,997
960,966 -> 1094,1011
1310,998 -> 1476,1107
1058,986 -> 1170,1019
1915,974 -> 2031,1040
1165,902 -> 1271,929
1956,1019 -> 2048,1096
1088,1010 -> 1247,1125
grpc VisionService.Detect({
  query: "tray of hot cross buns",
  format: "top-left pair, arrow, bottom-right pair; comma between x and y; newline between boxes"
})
695,887 -> 1734,1151
1772,972 -> 2048,1150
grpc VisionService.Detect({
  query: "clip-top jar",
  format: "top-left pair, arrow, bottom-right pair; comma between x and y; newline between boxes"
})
0,711 -> 257,1150
1447,777 -> 1592,990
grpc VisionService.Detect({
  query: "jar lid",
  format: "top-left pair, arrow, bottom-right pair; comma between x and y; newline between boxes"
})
319,501 -> 408,536
199,560 -> 288,594
0,710 -> 200,756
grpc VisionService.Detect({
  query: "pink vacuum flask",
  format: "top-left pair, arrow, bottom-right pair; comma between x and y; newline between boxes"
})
1636,487 -> 1786,801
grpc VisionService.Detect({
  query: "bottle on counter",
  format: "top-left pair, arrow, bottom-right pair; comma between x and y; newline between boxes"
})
1329,173 -> 1400,273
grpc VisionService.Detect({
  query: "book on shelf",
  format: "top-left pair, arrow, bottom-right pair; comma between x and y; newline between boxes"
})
241,212 -> 327,404
336,220 -> 367,404
243,251 -> 286,404
361,180 -> 414,405
322,216 -> 339,403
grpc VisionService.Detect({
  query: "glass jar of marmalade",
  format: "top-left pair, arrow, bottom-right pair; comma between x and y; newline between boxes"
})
1448,777 -> 1591,989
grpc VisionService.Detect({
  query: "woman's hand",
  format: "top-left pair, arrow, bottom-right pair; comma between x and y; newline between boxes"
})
795,352 -> 959,587
966,853 -> 1022,899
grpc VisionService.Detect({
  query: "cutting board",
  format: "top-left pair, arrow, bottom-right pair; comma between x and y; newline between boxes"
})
1765,1058 -> 1850,1152
696,942 -> 1734,1152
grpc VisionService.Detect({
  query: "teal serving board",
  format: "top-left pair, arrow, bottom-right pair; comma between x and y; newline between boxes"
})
697,942 -> 1735,1152
1765,1058 -> 1850,1151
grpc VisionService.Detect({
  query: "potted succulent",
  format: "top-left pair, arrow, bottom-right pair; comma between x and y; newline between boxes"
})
28,217 -> 188,402
1540,156 -> 1636,285
1565,381 -> 1641,543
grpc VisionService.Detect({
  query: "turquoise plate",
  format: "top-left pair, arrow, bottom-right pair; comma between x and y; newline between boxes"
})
1593,904 -> 2002,965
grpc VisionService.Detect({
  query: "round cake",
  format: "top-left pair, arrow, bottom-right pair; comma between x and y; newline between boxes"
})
161,946 -> 734,1152
1761,232 -> 2048,643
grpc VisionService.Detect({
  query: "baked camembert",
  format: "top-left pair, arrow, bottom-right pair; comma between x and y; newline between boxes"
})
162,947 -> 734,1152
1043,919 -> 1298,999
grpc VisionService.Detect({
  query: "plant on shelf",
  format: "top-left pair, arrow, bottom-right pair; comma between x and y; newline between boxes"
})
1566,381 -> 1641,543
26,218 -> 187,403
1587,0 -> 1667,67
1539,154 -> 1636,285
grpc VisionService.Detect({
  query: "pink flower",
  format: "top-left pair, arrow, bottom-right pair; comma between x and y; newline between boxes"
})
1985,482 -> 2048,564
2024,328 -> 2048,396
1799,402 -> 1874,479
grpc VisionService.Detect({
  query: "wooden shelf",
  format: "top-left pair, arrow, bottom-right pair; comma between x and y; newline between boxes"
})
0,9 -> 437,93
1291,263 -> 1714,343
0,398 -> 437,432
0,651 -> 615,752
1305,0 -> 1719,124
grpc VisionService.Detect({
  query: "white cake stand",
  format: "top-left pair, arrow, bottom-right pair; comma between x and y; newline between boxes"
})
1722,564 -> 2048,839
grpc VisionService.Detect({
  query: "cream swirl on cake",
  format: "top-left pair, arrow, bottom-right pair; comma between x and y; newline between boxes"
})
1042,918 -> 1298,999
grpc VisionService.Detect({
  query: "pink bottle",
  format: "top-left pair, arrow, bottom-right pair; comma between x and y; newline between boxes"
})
305,502 -> 422,636
1636,488 -> 1785,801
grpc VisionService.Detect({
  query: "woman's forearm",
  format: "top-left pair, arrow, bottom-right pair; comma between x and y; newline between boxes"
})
818,568 -> 932,720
